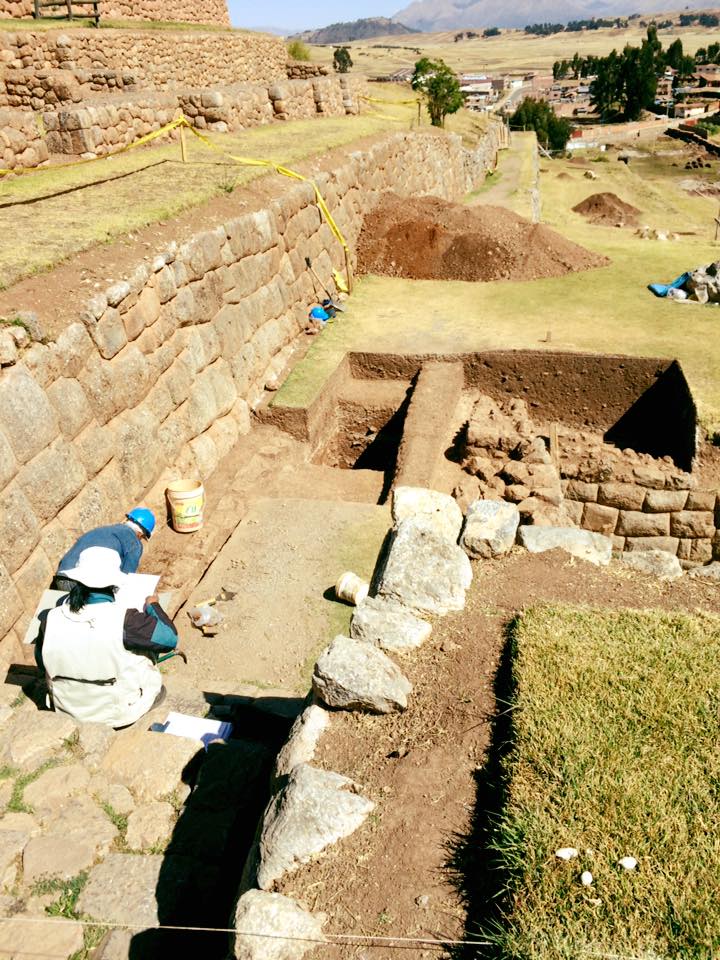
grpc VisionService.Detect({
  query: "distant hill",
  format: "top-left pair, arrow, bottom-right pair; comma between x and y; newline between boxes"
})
393,0 -> 706,31
291,17 -> 419,44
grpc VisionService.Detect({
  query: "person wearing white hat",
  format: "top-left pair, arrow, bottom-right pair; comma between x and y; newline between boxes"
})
37,546 -> 178,728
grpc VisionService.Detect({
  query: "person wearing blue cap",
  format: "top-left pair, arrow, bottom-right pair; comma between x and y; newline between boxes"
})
53,507 -> 156,592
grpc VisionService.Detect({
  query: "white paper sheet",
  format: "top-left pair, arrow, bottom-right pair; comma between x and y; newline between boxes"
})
115,573 -> 160,612
155,711 -> 233,747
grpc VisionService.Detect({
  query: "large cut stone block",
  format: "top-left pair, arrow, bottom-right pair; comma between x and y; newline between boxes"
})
670,511 -> 715,539
518,526 -> 612,566
460,499 -> 520,558
0,368 -> 59,464
621,549 -> 683,581
616,511 -> 670,538
313,635 -> 411,713
101,729 -> 201,802
255,764 -> 373,890
378,517 -> 473,615
77,853 -> 163,926
392,486 -> 463,542
350,595 -> 431,652
234,890 -> 326,960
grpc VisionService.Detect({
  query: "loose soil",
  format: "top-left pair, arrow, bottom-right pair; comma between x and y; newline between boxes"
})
572,191 -> 641,227
279,551 -> 720,958
356,193 -> 607,284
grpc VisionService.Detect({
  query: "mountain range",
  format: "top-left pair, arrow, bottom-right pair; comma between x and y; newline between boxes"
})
393,0 -> 697,30
291,17 -> 418,44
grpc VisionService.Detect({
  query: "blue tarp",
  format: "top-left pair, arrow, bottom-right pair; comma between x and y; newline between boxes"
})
648,272 -> 691,298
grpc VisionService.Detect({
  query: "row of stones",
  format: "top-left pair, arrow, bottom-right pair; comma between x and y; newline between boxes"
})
0,76 -> 364,166
0,28 -> 285,109
0,127 -> 500,650
230,490 -> 475,958
0,0 -> 230,23
564,480 -> 720,564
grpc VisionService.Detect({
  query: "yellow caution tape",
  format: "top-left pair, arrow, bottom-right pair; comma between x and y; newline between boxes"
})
0,114 -> 352,285
360,95 -> 420,106
183,121 -> 349,251
0,116 -> 187,178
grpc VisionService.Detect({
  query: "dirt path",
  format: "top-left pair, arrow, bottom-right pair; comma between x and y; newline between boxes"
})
277,550 -> 720,958
470,139 -> 524,210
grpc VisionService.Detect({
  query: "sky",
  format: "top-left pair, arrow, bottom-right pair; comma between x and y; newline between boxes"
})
228,0 -> 397,31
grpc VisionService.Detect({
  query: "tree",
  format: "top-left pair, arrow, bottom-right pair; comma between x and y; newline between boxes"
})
509,97 -> 573,151
287,39 -> 310,62
483,26 -> 501,37
411,57 -> 464,127
333,46 -> 353,73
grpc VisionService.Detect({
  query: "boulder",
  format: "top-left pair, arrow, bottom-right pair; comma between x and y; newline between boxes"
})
518,526 -> 612,566
378,518 -> 472,615
688,561 -> 720,582
255,764 -> 373,890
350,595 -> 431,652
460,500 -> 520,559
234,890 -> 325,960
101,729 -> 201,802
621,549 -> 683,581
312,635 -> 411,714
392,487 -> 463,542
273,706 -> 330,786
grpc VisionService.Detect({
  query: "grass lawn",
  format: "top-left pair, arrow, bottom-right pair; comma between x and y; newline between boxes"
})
482,605 -> 720,959
0,93 -> 424,289
0,16 -> 238,31
276,134 -> 720,434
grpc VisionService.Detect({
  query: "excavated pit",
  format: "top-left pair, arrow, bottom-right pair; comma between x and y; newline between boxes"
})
356,193 -> 608,282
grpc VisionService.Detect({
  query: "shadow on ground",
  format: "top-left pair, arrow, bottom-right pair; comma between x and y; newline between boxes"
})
126,692 -> 302,960
445,620 -> 519,959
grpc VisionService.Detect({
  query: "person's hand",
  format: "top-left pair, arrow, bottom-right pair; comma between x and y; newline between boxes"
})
145,594 -> 159,607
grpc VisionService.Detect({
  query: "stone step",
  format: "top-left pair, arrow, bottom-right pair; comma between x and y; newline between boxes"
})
393,361 -> 465,492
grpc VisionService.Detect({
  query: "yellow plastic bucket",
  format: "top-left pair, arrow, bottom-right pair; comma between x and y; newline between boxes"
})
166,479 -> 205,533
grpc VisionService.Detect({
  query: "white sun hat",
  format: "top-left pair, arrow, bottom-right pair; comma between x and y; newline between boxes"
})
62,546 -> 128,589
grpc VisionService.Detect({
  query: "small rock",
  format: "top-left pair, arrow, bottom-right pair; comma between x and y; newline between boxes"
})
392,487 -> 464,542
415,894 -> 430,908
350,596 -> 431,652
313,635 -> 411,714
620,550 -> 683,581
617,856 -> 638,870
580,871 -> 594,886
555,847 -> 579,861
0,831 -> 31,891
254,764 -> 373,890
125,801 -> 175,851
14,310 -> 45,342
105,281 -> 131,307
460,500 -> 520,559
233,889 -> 326,960
0,331 -> 18,367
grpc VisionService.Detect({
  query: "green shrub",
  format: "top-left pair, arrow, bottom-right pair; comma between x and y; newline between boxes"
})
287,39 -> 310,62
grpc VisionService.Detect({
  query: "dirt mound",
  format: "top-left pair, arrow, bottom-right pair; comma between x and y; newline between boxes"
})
572,192 -> 641,227
557,171 -> 572,180
356,193 -> 607,283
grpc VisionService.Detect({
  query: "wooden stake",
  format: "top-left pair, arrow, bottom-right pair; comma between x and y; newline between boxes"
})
549,423 -> 559,466
179,125 -> 187,164
344,247 -> 354,294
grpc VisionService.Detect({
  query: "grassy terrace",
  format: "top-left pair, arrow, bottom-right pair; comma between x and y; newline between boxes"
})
276,133 -> 720,433
0,90 -> 486,290
481,605 -> 720,959
0,17 -> 237,31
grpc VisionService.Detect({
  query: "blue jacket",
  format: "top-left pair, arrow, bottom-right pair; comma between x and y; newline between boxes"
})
57,523 -> 143,576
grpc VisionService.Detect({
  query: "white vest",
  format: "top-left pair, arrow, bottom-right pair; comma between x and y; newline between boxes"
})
42,601 -> 162,728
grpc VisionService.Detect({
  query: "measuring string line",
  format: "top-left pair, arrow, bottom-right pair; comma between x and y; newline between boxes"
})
0,913 -> 492,949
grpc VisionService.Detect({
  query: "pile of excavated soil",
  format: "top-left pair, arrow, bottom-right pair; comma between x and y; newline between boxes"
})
357,193 -> 607,283
557,171 -> 572,180
572,191 -> 641,227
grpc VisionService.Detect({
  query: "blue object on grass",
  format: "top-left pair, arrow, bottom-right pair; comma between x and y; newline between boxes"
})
309,306 -> 330,321
648,272 -> 691,298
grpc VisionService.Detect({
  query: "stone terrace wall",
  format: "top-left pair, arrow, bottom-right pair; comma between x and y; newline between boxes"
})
0,28 -> 286,104
564,479 -> 720,567
0,104 -> 46,167
0,125 -> 504,656
0,0 -> 230,25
